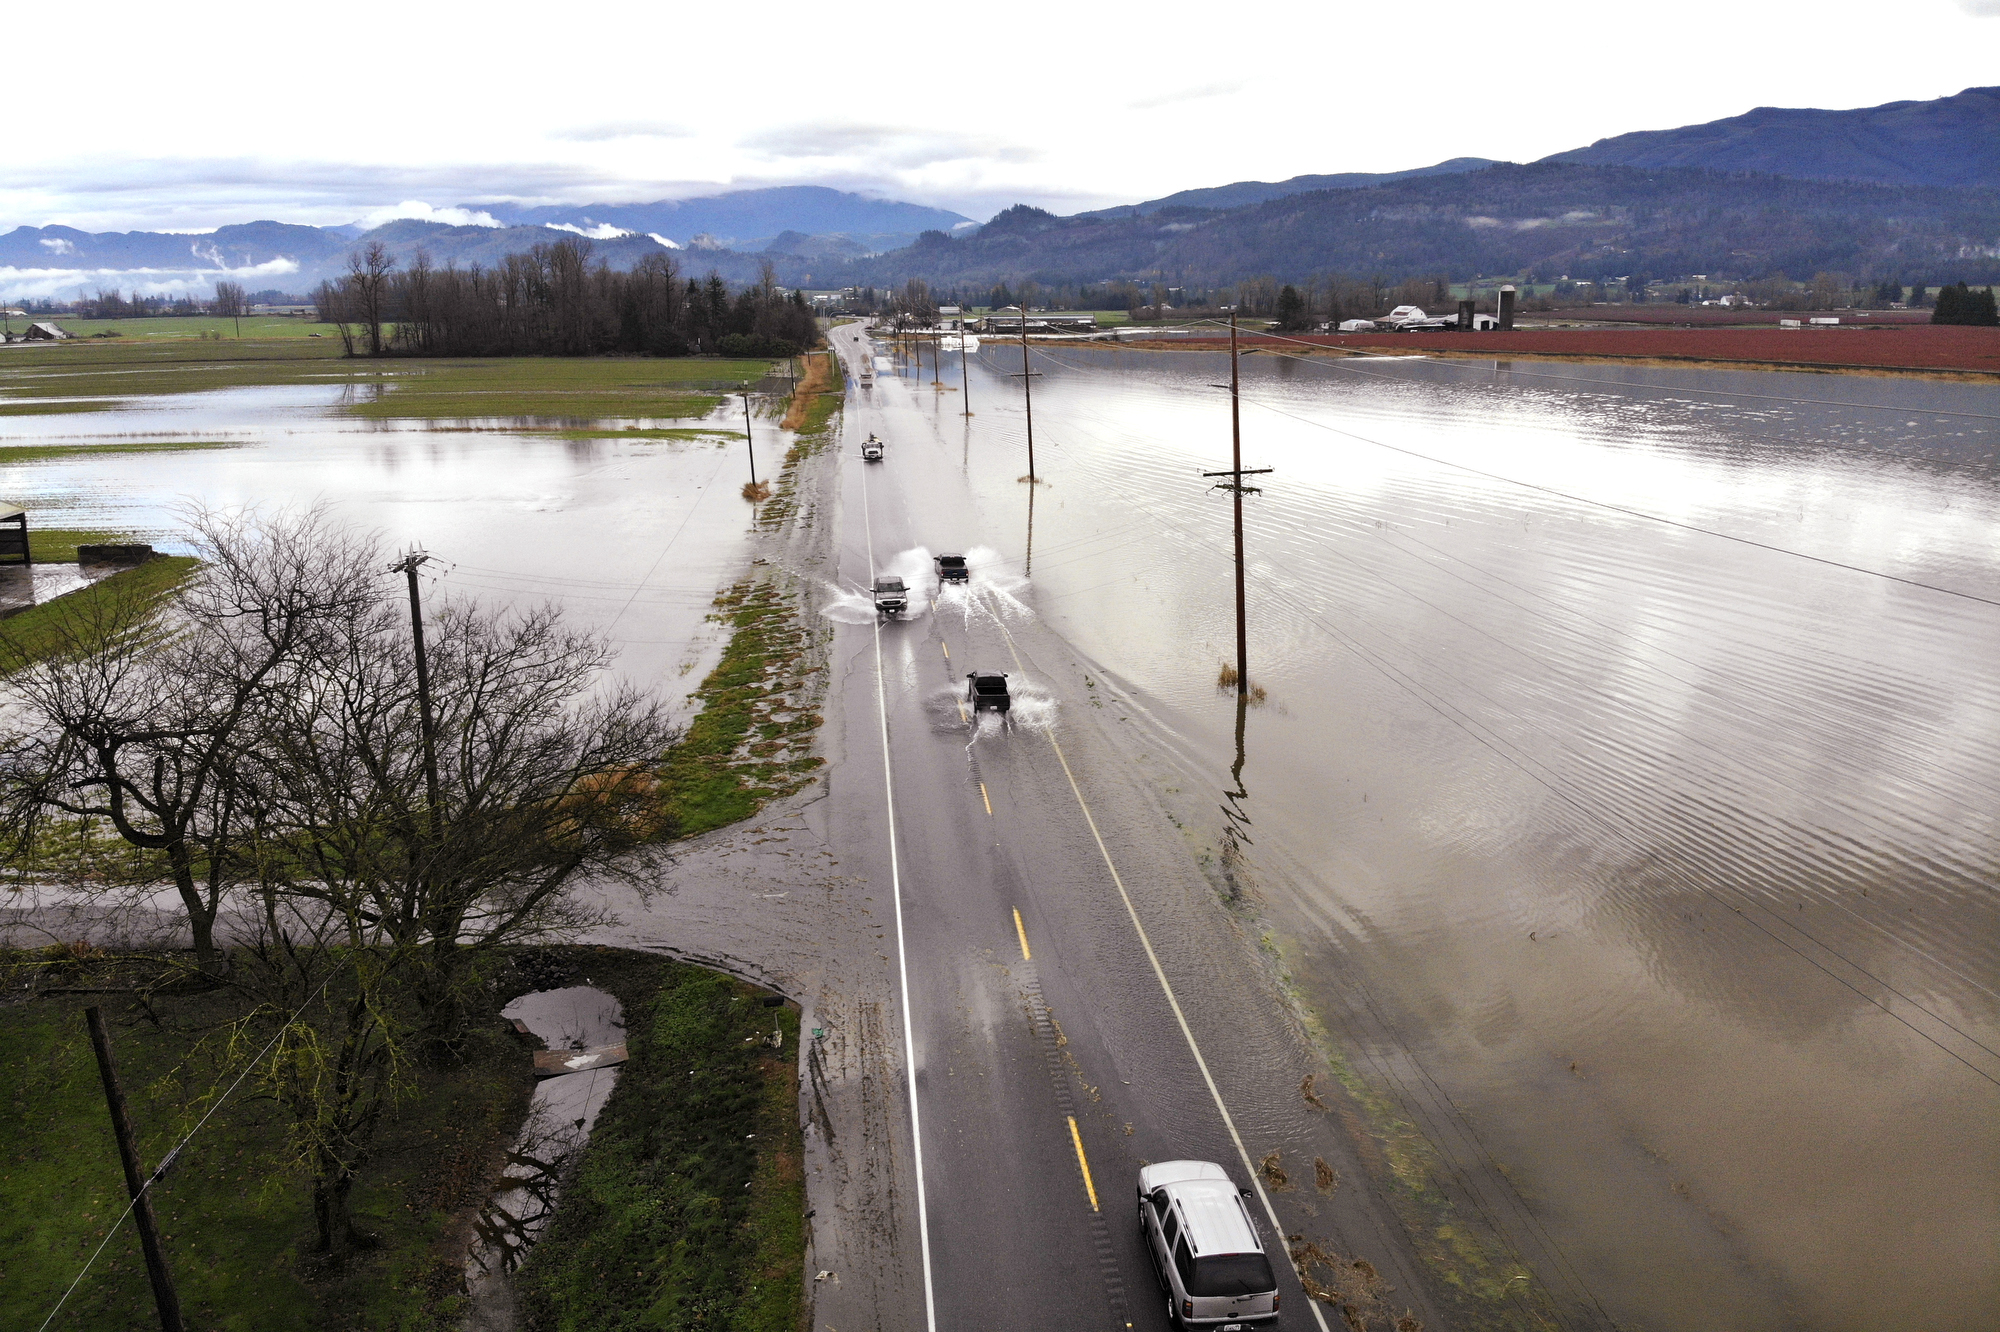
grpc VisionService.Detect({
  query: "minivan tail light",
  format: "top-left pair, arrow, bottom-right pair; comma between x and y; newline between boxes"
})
1183,1299 -> 1194,1318
1273,1293 -> 1281,1310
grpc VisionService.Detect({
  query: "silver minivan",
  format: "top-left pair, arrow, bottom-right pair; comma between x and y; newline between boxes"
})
1138,1160 -> 1281,1328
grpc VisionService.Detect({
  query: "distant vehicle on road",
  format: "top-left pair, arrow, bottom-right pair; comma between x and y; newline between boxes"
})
965,671 -> 1010,713
872,576 -> 907,618
1138,1161 -> 1280,1329
861,434 -> 885,462
934,553 -> 969,584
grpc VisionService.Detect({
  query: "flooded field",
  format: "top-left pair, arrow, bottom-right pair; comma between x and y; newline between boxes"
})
0,381 -> 770,706
915,344 -> 1999,1330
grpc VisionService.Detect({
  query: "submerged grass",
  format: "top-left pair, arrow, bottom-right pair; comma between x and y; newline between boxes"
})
0,440 -> 239,465
1258,928 -> 1559,1330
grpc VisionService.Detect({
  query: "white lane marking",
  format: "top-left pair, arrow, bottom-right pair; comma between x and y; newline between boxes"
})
995,620 -> 1333,1332
861,449 -> 940,1332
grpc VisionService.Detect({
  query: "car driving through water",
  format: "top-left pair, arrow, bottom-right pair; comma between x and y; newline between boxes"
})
1138,1161 -> 1280,1329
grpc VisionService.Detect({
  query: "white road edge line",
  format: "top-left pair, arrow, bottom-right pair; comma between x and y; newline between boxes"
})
860,409 -> 940,1332
997,621 -> 1332,1332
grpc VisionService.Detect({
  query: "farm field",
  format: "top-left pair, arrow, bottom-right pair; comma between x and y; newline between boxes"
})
0,338 -> 779,420
1137,324 -> 2000,374
8,315 -> 341,340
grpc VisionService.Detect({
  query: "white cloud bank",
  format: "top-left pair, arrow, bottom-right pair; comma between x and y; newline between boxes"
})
543,221 -> 632,239
353,201 -> 503,229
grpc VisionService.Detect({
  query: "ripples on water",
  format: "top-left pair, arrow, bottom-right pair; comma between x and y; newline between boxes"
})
942,344 -> 1999,1330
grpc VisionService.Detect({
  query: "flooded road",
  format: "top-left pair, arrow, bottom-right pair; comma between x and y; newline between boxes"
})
0,385 -> 770,708
895,342 -> 1999,1330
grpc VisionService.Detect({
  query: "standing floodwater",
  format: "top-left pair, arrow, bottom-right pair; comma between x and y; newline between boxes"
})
930,343 -> 1999,1331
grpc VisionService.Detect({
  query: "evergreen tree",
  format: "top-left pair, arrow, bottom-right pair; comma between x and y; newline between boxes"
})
1273,284 -> 1307,330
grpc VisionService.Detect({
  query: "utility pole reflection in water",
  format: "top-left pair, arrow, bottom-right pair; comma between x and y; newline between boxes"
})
1218,692 -> 1252,899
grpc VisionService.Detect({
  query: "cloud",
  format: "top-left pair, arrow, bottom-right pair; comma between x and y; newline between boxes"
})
647,233 -> 682,249
0,262 -> 295,301
1958,0 -> 2000,14
553,121 -> 692,142
354,200 -> 503,229
38,237 -> 76,254
543,221 -> 632,239
740,124 -> 1041,169
1125,79 -> 1248,111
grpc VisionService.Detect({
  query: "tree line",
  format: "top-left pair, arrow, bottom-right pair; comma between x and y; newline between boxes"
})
313,238 -> 821,358
1,508 -> 681,1256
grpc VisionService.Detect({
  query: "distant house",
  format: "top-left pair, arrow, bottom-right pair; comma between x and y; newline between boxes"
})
937,305 -> 964,331
24,322 -> 71,341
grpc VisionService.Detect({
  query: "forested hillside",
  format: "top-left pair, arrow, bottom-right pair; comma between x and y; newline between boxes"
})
836,162 -> 2000,288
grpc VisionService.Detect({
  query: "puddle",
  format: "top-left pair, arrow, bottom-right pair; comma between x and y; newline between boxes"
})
464,986 -> 625,1329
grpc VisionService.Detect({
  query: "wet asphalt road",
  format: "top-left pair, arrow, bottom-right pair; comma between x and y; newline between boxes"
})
815,324 -> 1444,1332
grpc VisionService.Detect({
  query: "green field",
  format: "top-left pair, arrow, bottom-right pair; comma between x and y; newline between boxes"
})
0,339 -> 778,422
10,315 -> 342,341
0,558 -> 198,672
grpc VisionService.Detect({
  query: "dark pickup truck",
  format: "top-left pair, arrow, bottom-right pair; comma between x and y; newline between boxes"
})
934,553 -> 970,584
873,576 -> 908,617
966,671 -> 1011,713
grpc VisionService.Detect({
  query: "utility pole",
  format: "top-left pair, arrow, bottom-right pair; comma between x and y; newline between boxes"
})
390,551 -> 443,827
1201,309 -> 1272,697
740,392 -> 759,488
85,1007 -> 185,1332
1008,307 -> 1041,483
961,321 -> 974,416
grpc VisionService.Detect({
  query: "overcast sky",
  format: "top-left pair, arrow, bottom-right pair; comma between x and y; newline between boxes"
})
7,0 -> 1997,233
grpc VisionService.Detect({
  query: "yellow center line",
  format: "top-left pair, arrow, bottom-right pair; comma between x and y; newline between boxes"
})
940,640 -> 950,660
1067,1116 -> 1099,1211
1013,907 -> 1031,960
978,781 -> 994,816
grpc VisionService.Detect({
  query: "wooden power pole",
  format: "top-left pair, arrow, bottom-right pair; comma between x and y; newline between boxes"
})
1009,308 -> 1041,483
85,1007 -> 185,1332
1202,309 -> 1272,696
740,392 -> 759,488
389,551 -> 443,826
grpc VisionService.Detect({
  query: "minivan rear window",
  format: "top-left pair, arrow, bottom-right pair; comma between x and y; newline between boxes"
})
1187,1253 -> 1277,1297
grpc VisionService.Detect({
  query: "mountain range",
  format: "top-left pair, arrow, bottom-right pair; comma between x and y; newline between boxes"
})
3,87 -> 1995,301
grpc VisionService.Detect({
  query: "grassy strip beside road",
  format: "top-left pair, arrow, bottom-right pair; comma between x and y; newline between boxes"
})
0,557 -> 199,670
662,578 -> 826,837
516,959 -> 803,1332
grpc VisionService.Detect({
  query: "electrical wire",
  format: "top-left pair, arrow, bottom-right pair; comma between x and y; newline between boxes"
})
37,963 -> 348,1332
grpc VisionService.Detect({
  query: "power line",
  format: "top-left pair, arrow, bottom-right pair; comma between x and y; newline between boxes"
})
38,964 -> 347,1332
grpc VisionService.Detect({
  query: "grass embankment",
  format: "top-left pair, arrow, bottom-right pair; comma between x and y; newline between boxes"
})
515,958 -> 803,1332
0,963 -> 535,1332
653,352 -> 840,834
661,579 -> 826,837
0,557 -> 199,669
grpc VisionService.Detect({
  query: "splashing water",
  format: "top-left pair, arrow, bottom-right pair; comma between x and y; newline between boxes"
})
934,544 -> 1035,627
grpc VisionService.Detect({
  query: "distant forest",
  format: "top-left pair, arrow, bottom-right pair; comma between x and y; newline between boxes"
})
312,238 -> 819,358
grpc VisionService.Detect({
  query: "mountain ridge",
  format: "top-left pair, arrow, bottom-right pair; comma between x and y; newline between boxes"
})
1540,85 -> 2000,188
